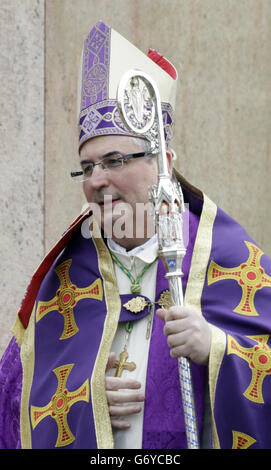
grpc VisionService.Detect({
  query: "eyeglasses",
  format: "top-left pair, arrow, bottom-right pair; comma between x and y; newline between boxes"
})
70,151 -> 155,182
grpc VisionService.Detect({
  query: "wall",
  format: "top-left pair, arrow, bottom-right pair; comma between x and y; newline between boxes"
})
0,0 -> 44,356
45,0 -> 271,254
1,0 -> 271,355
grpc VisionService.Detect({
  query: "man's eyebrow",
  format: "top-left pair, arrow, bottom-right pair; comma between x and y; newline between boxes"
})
80,151 -> 121,165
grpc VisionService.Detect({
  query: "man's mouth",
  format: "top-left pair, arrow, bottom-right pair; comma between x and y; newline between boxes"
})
98,196 -> 122,208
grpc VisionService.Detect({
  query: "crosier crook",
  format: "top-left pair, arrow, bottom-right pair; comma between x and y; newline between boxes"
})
117,69 -> 200,449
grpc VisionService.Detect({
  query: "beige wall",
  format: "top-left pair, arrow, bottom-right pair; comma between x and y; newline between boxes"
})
1,0 -> 271,355
45,0 -> 271,254
0,0 -> 44,356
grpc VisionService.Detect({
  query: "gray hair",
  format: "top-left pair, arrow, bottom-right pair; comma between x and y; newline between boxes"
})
130,137 -> 156,162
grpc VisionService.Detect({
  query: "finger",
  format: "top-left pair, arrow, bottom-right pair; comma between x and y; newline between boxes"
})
167,306 -> 202,321
110,402 -> 143,430
163,319 -> 188,336
105,352 -> 116,373
167,334 -> 205,361
156,308 -> 167,321
106,390 -> 145,405
165,306 -> 190,321
157,306 -> 185,322
166,331 -> 188,348
105,376 -> 142,391
111,418 -> 131,430
169,343 -> 192,359
109,404 -> 142,417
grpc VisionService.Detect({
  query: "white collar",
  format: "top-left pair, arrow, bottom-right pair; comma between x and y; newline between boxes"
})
107,234 -> 158,264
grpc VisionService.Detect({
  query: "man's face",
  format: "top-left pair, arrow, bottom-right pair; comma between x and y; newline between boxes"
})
80,135 -> 166,248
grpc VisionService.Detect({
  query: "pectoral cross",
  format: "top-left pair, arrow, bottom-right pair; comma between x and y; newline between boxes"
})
114,350 -> 136,377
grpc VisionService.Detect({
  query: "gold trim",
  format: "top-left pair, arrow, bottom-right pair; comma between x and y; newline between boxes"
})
123,296 -> 148,313
208,324 -> 226,448
232,430 -> 256,449
184,194 -> 217,312
183,193 -> 224,448
20,303 -> 36,449
156,290 -> 173,310
11,315 -> 25,346
90,217 -> 121,449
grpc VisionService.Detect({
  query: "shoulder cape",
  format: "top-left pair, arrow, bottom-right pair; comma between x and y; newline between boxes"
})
5,172 -> 271,449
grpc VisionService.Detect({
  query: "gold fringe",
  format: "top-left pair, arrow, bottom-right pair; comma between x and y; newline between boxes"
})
184,193 -> 224,448
208,324 -> 226,449
90,217 -> 121,449
20,304 -> 36,448
184,194 -> 217,311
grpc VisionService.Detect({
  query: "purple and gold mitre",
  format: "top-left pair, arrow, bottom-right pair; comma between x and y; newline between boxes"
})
78,21 -> 178,150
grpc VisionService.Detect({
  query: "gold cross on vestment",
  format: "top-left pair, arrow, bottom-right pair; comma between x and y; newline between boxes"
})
228,334 -> 271,403
36,259 -> 103,340
207,241 -> 271,316
114,350 -> 136,377
31,363 -> 89,447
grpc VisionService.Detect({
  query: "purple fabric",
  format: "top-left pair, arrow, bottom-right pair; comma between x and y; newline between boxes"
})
29,229 -> 107,448
201,206 -> 271,448
19,225 -> 190,449
4,192 -> 271,449
142,211 -> 206,449
0,208 -> 205,450
0,337 -> 22,449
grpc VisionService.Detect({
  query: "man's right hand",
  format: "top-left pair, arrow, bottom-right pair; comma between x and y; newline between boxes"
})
105,352 -> 145,429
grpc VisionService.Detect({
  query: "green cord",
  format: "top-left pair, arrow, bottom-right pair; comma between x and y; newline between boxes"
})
111,251 -> 158,345
111,252 -> 158,294
125,321 -> 133,333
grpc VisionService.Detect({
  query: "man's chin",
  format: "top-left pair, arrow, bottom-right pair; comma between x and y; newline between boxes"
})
102,214 -> 134,239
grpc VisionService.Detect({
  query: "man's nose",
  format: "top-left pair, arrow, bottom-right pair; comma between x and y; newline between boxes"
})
87,165 -> 110,190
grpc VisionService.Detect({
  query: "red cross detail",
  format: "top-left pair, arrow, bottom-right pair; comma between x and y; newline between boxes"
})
208,241 -> 271,316
36,259 -> 103,339
31,363 -> 89,447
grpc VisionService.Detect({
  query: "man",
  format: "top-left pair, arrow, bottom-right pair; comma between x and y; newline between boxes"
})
79,133 -> 211,449
1,21 -> 271,450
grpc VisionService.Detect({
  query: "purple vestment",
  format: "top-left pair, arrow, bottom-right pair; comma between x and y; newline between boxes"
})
0,337 -> 22,449
2,183 -> 271,449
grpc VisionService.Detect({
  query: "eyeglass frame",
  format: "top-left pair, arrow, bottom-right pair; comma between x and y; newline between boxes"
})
70,151 -> 156,181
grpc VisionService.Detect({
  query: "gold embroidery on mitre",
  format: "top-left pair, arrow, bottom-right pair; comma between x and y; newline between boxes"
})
123,296 -> 148,313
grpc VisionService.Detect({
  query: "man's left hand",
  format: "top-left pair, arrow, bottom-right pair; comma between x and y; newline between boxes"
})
156,306 -> 211,365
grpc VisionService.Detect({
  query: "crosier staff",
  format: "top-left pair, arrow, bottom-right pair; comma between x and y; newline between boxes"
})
117,69 -> 199,449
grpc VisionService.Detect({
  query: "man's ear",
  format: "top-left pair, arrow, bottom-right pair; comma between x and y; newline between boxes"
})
166,150 -> 174,177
